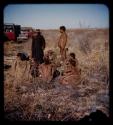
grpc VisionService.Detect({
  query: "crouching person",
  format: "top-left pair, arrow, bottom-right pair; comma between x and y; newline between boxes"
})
13,52 -> 30,86
59,58 -> 81,85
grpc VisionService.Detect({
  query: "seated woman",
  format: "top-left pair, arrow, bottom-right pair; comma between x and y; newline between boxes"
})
59,58 -> 81,85
38,55 -> 55,83
68,52 -> 79,66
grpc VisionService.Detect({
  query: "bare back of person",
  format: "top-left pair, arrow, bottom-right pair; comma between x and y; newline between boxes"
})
39,63 -> 54,83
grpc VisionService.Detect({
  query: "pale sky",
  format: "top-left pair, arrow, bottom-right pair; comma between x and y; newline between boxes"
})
4,4 -> 109,29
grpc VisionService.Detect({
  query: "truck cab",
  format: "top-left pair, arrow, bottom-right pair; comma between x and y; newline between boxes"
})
4,23 -> 21,41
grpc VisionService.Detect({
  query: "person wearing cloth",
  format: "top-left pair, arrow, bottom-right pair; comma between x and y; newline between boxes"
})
32,29 -> 46,64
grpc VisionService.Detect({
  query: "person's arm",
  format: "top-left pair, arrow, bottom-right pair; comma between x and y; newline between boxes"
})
63,34 -> 67,48
58,35 -> 61,48
42,36 -> 46,50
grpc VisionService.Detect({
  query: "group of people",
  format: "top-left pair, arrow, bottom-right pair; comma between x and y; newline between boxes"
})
30,26 -> 81,85
13,26 -> 81,86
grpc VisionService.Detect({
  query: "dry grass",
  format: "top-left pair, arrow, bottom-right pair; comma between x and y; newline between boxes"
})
4,28 -> 109,121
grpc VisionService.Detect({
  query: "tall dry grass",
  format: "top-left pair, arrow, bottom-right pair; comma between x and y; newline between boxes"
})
4,28 -> 109,121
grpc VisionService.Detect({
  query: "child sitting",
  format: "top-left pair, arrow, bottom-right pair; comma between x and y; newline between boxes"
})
68,52 -> 78,66
59,58 -> 81,85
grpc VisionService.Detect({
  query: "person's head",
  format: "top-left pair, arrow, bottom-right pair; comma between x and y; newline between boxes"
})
43,55 -> 51,65
17,52 -> 29,61
60,26 -> 66,33
36,29 -> 40,32
69,59 -> 76,67
66,48 -> 68,51
36,29 -> 41,35
69,53 -> 76,59
46,50 -> 56,61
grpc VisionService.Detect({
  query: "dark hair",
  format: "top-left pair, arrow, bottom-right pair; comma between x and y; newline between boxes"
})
66,48 -> 68,51
69,59 -> 76,67
60,26 -> 66,31
36,29 -> 41,35
17,52 -> 29,61
17,53 -> 21,57
36,29 -> 40,32
70,53 -> 75,59
44,56 -> 50,65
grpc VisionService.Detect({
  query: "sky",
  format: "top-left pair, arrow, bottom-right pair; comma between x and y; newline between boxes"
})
4,4 -> 109,29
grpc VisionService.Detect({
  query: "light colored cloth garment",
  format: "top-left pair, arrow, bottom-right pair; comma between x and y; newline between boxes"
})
12,58 -> 30,85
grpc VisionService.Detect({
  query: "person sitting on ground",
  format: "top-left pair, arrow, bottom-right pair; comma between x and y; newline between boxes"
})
60,52 -> 78,75
38,55 -> 55,83
45,50 -> 61,79
68,52 -> 79,66
13,52 -> 30,85
59,58 -> 81,85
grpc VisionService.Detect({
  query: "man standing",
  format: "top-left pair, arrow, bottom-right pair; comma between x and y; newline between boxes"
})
58,26 -> 68,61
32,29 -> 46,64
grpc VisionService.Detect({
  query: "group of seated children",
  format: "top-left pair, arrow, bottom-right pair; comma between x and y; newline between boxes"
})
30,50 -> 81,85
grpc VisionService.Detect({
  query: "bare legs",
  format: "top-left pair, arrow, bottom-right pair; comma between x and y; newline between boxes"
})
60,48 -> 66,61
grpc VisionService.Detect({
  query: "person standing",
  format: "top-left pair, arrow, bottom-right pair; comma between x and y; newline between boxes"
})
31,29 -> 46,64
58,26 -> 68,61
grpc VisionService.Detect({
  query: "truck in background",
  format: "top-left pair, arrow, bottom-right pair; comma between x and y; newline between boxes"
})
4,23 -> 21,41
